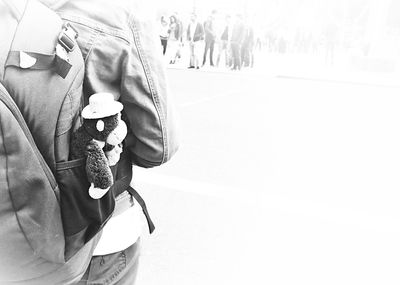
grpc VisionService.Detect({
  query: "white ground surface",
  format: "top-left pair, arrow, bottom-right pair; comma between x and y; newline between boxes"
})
132,65 -> 400,285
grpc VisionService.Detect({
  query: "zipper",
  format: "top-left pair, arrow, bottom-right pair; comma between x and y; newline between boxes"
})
0,84 -> 57,189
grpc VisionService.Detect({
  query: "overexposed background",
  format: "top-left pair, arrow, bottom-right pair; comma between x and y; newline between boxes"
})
134,1 -> 400,284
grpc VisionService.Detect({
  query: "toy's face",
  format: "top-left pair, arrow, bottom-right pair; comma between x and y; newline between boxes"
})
106,117 -> 127,146
84,113 -> 127,143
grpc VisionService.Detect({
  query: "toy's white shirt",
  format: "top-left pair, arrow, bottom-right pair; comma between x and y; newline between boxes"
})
93,192 -> 146,255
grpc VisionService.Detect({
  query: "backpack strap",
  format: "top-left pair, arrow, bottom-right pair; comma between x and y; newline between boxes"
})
127,186 -> 155,234
5,23 -> 78,78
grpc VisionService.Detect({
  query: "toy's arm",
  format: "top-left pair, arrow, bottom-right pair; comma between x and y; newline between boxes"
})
86,140 -> 113,199
104,118 -> 127,166
104,143 -> 123,166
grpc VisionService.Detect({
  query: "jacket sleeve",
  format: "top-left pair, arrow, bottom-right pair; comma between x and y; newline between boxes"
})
80,16 -> 179,168
121,14 -> 180,167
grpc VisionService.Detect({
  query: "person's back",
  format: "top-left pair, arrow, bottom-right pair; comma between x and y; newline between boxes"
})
40,0 -> 180,283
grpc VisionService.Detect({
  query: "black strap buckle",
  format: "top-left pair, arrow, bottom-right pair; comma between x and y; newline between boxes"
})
58,23 -> 78,52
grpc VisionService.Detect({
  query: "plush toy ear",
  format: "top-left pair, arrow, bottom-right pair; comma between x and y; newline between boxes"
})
96,120 -> 105,132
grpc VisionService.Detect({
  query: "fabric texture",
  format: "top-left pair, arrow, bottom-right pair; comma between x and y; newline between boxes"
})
38,0 -> 180,279
39,0 -> 180,250
46,0 -> 180,169
0,0 -> 104,282
77,240 -> 141,285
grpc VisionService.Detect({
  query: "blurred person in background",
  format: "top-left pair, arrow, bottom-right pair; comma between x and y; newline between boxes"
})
167,15 -> 180,64
216,14 -> 232,68
254,26 -> 263,51
324,19 -> 338,66
171,13 -> 184,65
202,10 -> 218,67
277,27 -> 289,54
241,19 -> 255,68
231,14 -> 245,70
160,15 -> 170,55
187,12 -> 205,69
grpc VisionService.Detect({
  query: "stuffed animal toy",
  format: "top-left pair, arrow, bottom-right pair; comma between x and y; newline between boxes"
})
70,93 -> 128,199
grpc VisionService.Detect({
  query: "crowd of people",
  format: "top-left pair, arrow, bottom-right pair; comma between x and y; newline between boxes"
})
159,10 -> 256,71
159,4 -> 400,74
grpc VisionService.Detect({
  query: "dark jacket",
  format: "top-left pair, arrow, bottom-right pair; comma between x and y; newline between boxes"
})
187,22 -> 204,42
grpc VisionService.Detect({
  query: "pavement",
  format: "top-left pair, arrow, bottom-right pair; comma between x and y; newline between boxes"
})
133,57 -> 400,285
167,50 -> 400,87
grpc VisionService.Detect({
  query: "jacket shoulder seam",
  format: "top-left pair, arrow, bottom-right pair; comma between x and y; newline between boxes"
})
59,13 -> 131,45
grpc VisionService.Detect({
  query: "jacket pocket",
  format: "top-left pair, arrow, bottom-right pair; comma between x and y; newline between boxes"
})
56,158 -> 115,261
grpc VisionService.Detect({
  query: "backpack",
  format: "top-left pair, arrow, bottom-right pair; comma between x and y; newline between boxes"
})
0,0 -> 116,283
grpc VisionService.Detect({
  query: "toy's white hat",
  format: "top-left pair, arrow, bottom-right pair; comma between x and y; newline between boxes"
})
81,93 -> 123,119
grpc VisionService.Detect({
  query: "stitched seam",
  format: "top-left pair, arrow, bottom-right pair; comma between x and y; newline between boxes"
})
83,30 -> 99,65
54,61 -> 85,169
55,89 -> 73,137
128,15 -> 168,163
59,14 -> 130,44
104,253 -> 126,285
133,153 -> 164,167
60,18 -> 102,67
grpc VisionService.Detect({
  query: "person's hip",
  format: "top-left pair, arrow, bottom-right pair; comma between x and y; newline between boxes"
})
77,239 -> 141,285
